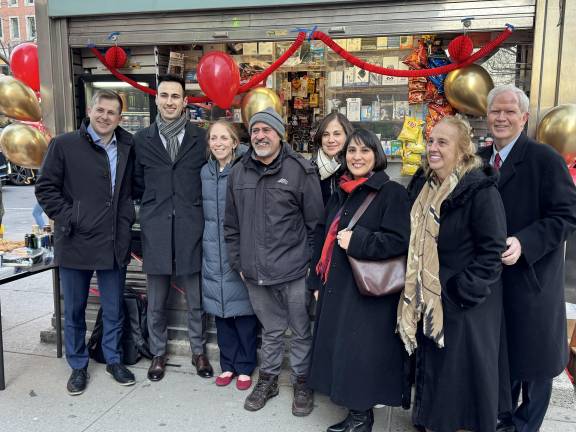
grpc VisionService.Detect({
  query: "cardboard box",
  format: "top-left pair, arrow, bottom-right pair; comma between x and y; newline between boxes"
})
346,98 -> 362,122
354,66 -> 369,87
328,71 -> 343,88
377,37 -> 388,50
258,42 -> 274,55
382,56 -> 399,86
344,67 -> 356,86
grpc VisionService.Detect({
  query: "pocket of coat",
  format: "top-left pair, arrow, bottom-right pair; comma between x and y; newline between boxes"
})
141,191 -> 156,206
72,200 -> 81,228
526,264 -> 542,294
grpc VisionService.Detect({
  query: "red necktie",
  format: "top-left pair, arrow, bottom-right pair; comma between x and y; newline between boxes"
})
494,153 -> 502,172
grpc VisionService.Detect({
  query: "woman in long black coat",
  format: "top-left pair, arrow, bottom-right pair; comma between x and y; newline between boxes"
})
397,116 -> 508,432
308,128 -> 411,432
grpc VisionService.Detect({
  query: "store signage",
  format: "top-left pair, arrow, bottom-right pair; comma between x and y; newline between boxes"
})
47,0 -> 373,17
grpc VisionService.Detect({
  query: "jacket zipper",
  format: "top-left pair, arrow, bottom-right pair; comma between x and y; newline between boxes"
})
216,169 -> 225,317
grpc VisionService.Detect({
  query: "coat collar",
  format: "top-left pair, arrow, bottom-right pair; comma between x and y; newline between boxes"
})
145,121 -> 199,165
408,165 -> 498,210
478,132 -> 529,190
79,118 -> 133,199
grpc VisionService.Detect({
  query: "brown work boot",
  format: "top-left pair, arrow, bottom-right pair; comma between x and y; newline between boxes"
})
292,375 -> 314,416
244,372 -> 279,411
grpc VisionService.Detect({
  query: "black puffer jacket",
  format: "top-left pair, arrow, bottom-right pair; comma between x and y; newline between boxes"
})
224,143 -> 323,285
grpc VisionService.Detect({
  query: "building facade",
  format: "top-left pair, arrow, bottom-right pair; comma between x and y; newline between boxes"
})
0,0 -> 36,53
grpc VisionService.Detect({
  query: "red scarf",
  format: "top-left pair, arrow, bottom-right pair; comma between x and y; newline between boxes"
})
315,175 -> 369,284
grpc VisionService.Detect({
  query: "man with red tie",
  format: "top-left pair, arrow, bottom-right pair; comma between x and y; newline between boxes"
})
479,85 -> 576,432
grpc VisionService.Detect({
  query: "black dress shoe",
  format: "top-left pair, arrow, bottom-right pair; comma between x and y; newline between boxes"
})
327,411 -> 353,432
496,419 -> 516,432
106,363 -> 136,386
67,368 -> 89,396
328,409 -> 374,432
192,353 -> 214,378
147,356 -> 167,381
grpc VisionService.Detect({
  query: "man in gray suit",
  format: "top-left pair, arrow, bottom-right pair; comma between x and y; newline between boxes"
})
133,74 -> 212,382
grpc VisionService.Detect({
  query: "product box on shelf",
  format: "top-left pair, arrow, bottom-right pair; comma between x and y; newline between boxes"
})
360,105 -> 372,121
346,98 -> 362,122
382,57 -> 399,86
393,101 -> 410,119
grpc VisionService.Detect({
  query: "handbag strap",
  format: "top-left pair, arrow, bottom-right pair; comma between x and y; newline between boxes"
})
347,191 -> 377,230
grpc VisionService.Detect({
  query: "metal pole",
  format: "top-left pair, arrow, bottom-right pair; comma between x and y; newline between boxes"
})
0,298 -> 5,390
52,267 -> 62,358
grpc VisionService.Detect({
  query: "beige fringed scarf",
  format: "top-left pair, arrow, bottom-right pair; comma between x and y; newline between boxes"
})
397,170 -> 461,355
316,148 -> 341,181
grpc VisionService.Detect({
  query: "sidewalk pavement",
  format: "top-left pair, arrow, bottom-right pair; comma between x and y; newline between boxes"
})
1,271 -> 576,432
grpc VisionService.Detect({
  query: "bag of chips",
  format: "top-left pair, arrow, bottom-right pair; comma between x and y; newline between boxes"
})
401,163 -> 421,176
398,116 -> 424,142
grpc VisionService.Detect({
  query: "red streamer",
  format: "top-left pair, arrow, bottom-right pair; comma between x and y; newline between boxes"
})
90,26 -> 513,104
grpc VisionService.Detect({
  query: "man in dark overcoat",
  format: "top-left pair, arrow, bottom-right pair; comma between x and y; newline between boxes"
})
36,89 -> 136,395
133,74 -> 212,382
479,85 -> 576,432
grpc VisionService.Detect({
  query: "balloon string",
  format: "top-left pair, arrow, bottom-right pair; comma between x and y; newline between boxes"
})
89,26 -> 513,103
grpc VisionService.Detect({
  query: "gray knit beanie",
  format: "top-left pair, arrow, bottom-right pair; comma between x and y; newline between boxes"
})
249,107 -> 285,138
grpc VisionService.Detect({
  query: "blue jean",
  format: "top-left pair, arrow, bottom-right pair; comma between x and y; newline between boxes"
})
60,266 -> 127,369
32,202 -> 45,227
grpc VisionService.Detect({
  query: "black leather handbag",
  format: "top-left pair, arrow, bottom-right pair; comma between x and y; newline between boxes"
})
346,191 -> 407,297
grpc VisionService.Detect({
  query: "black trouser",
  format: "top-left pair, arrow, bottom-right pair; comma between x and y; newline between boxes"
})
500,378 -> 553,432
215,315 -> 259,376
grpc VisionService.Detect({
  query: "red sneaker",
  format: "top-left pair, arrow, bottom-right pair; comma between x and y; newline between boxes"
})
215,372 -> 235,387
236,375 -> 252,391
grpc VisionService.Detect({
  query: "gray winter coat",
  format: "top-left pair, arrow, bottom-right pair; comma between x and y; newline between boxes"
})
201,152 -> 254,318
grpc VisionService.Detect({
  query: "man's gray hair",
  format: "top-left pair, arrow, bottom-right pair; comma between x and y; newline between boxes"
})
487,84 -> 529,114
89,89 -> 123,114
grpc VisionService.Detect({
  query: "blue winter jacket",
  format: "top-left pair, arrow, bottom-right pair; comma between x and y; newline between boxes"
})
201,151 -> 254,318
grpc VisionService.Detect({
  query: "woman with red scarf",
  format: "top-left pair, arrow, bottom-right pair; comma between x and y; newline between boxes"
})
308,129 -> 411,432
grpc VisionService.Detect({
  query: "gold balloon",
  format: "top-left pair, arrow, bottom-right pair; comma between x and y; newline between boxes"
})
536,104 -> 576,157
0,75 -> 42,122
0,123 -> 48,168
444,64 -> 494,117
241,87 -> 282,126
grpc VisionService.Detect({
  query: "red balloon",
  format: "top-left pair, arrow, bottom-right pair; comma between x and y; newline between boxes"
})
10,42 -> 40,92
197,52 -> 240,109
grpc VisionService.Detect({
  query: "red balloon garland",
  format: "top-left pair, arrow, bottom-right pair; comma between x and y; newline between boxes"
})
90,26 -> 513,106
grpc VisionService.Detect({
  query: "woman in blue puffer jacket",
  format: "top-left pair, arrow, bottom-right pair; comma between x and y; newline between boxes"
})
201,120 -> 258,391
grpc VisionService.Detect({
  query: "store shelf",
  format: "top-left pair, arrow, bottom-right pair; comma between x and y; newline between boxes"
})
326,86 -> 408,95
123,112 -> 150,115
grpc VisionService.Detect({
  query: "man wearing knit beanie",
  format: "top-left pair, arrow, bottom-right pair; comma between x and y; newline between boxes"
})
248,107 -> 286,164
225,107 -> 323,417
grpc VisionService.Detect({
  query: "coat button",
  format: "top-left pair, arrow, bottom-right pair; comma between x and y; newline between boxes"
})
106,201 -> 111,207
344,211 -> 348,216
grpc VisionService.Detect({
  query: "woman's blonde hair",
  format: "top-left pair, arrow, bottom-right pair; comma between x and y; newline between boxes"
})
206,120 -> 240,159
422,115 -> 483,176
